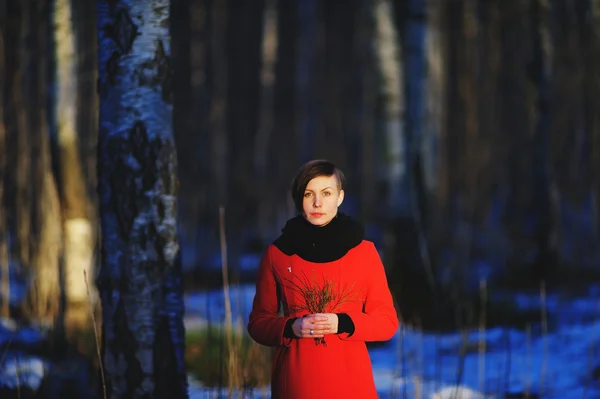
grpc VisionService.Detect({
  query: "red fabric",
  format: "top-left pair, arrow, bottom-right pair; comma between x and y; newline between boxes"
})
248,240 -> 399,399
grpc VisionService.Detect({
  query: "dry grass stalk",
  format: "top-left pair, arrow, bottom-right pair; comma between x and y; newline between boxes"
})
0,198 -> 9,319
540,281 -> 548,396
14,356 -> 20,399
287,270 -> 361,345
84,270 -> 106,399
478,279 -> 487,394
525,323 -> 531,398
219,205 -> 239,395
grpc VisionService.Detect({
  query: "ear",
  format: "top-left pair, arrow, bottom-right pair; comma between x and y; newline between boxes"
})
337,190 -> 345,207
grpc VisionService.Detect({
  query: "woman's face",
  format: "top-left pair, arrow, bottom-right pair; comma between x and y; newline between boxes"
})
302,175 -> 344,226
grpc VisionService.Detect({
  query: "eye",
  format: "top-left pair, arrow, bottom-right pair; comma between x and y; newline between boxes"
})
304,192 -> 312,198
323,191 -> 332,196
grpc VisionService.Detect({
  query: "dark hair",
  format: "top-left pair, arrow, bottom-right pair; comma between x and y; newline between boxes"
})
290,160 -> 346,212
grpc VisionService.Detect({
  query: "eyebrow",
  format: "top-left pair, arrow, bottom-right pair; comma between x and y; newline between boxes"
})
305,187 -> 333,192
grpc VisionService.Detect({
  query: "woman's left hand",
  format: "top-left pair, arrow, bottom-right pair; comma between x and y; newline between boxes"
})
314,313 -> 338,334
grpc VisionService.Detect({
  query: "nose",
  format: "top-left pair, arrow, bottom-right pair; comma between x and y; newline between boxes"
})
313,196 -> 322,208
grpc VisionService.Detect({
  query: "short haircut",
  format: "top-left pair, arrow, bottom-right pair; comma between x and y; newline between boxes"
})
290,159 -> 346,212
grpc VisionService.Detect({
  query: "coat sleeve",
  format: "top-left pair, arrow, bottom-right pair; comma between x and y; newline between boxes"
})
247,246 -> 294,347
338,242 -> 399,342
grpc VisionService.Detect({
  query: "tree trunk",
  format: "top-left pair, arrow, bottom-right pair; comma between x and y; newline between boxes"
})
586,0 -> 600,243
498,0 -> 536,271
317,1 -> 345,166
22,0 -> 63,322
531,0 -> 561,277
355,0 -> 378,222
0,0 -> 9,319
423,0 -> 446,207
257,0 -> 298,242
374,0 -> 407,216
72,0 -> 100,202
399,0 -> 435,285
54,0 -> 96,331
227,0 -> 264,231
97,0 -> 188,397
254,0 -> 279,243
210,0 -> 229,208
296,0 -> 318,163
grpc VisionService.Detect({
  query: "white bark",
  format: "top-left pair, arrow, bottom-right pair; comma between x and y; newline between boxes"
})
97,0 -> 187,397
373,0 -> 406,214
64,219 -> 94,301
54,0 -> 95,306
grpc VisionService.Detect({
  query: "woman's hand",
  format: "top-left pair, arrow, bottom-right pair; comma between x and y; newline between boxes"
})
315,313 -> 339,334
292,314 -> 332,338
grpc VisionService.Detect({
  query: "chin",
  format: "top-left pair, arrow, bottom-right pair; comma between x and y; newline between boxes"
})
307,216 -> 333,227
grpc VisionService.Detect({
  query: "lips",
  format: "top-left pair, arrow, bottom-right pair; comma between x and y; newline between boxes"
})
310,213 -> 324,217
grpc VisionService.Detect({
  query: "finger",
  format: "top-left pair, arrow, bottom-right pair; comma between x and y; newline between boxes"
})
307,318 -> 329,325
306,314 -> 329,322
309,321 -> 331,329
309,325 -> 331,334
305,328 -> 326,338
302,319 -> 328,329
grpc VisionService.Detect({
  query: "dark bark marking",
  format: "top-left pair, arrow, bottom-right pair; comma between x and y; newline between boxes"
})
107,121 -> 165,239
155,39 -> 173,103
112,298 -> 144,397
108,134 -> 138,238
130,121 -> 159,192
113,7 -> 138,54
107,50 -> 121,85
136,39 -> 173,103
153,315 -> 184,398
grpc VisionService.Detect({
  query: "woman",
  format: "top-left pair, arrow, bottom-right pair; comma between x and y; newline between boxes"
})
248,160 -> 399,398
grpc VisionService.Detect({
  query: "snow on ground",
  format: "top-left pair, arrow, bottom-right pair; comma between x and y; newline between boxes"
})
185,283 -> 600,398
1,279 -> 598,397
0,319 -> 48,392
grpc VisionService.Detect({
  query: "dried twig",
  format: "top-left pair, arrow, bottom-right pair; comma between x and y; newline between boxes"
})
84,270 -> 106,399
286,270 -> 362,345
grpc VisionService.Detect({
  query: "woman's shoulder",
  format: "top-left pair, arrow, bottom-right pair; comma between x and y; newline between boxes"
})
263,243 -> 289,261
345,239 -> 379,258
353,239 -> 377,250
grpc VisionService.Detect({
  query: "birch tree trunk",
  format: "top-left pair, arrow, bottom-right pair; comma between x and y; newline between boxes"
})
54,0 -> 96,330
373,0 -> 407,216
97,0 -> 188,397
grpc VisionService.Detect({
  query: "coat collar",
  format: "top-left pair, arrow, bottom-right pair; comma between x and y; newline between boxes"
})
273,212 -> 364,263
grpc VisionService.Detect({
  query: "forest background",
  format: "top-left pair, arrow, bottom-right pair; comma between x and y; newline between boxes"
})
1,0 -> 600,398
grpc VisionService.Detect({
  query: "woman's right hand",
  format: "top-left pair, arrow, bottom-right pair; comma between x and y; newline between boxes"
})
292,314 -> 331,338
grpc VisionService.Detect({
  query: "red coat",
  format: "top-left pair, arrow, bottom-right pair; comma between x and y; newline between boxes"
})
248,240 -> 399,399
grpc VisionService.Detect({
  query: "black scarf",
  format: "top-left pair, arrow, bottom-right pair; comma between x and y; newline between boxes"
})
273,212 -> 365,263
